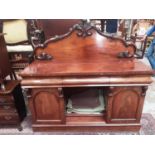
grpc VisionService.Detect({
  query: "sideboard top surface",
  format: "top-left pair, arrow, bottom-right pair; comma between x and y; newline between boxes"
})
21,59 -> 153,77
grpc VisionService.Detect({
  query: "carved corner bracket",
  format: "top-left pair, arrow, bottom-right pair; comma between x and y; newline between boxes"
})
58,88 -> 64,98
108,86 -> 115,97
117,51 -> 134,58
141,86 -> 148,96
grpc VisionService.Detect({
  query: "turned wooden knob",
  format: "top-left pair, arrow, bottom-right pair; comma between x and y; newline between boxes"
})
3,105 -> 10,110
4,116 -> 12,120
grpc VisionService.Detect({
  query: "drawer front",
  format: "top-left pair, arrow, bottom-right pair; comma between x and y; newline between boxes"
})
0,113 -> 19,124
0,104 -> 17,113
0,95 -> 14,104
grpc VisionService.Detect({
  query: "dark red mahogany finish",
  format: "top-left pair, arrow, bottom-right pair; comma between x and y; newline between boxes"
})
21,21 -> 153,132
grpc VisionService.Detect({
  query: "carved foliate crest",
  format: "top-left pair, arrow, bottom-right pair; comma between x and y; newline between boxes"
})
74,19 -> 94,37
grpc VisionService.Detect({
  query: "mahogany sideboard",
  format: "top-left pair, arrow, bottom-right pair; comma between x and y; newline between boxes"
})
20,21 -> 154,132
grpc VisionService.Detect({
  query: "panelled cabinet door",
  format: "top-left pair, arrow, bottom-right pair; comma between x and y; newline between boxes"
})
106,86 -> 147,123
29,88 -> 65,124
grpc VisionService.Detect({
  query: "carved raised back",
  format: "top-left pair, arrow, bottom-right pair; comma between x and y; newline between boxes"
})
34,21 -> 136,64
21,21 -> 153,78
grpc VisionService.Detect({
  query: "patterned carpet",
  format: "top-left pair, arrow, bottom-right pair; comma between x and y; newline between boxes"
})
0,113 -> 155,135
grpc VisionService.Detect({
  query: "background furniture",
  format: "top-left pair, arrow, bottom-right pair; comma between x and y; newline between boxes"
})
0,19 -> 34,72
0,34 -> 27,130
130,20 -> 153,58
0,34 -> 16,80
0,81 -> 27,131
21,21 -> 153,132
34,19 -> 81,42
100,19 -> 131,40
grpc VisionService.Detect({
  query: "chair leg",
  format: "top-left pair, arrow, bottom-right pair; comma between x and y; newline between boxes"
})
10,71 -> 17,80
141,38 -> 147,58
10,73 -> 14,80
18,125 -> 23,131
12,71 -> 17,80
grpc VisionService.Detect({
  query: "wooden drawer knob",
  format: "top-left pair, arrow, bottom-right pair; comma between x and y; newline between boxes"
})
4,116 -> 12,120
3,106 -> 11,110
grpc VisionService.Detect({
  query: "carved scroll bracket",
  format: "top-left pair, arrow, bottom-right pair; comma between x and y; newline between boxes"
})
35,52 -> 53,61
141,86 -> 148,96
117,51 -> 134,58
